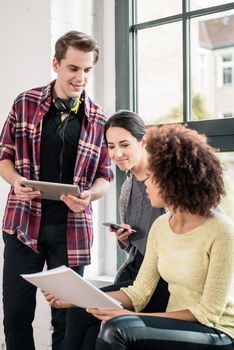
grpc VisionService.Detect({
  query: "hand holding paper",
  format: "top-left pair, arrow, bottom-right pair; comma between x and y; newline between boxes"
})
43,291 -> 74,308
21,265 -> 122,309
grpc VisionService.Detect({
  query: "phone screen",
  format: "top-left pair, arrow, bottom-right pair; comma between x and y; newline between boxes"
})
102,222 -> 136,232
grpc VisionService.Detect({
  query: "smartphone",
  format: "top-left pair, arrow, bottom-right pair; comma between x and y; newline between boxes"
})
102,222 -> 137,233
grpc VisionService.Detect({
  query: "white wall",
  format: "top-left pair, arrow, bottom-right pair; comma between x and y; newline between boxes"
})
0,0 -> 116,348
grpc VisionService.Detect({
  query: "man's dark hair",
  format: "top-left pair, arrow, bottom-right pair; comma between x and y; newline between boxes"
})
54,30 -> 99,63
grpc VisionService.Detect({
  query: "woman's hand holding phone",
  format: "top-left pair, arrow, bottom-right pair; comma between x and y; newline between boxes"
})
103,222 -> 135,248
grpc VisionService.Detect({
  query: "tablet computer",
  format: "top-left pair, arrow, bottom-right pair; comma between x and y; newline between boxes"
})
21,180 -> 80,200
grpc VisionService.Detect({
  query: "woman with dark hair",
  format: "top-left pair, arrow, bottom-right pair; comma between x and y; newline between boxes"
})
84,124 -> 234,349
103,110 -> 165,288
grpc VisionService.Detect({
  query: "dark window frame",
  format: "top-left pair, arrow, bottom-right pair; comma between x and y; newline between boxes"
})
115,0 -> 234,150
115,0 -> 234,267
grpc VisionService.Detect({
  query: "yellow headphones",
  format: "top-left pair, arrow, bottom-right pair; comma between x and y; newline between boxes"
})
53,97 -> 82,114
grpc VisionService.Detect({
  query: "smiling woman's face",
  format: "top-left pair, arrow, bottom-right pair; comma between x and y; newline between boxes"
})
106,127 -> 145,172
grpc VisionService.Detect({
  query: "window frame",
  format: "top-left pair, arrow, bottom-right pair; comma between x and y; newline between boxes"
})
115,0 -> 234,150
115,0 -> 234,265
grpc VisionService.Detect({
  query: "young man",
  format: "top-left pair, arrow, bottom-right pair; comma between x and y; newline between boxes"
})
0,31 -> 113,350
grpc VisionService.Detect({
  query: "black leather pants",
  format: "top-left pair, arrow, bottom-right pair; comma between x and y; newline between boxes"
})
62,277 -> 169,349
96,315 -> 234,350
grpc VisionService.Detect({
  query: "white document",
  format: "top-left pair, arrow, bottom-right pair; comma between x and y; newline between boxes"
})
21,265 -> 122,309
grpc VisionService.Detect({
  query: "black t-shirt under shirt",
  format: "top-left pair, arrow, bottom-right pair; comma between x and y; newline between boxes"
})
39,102 -> 83,224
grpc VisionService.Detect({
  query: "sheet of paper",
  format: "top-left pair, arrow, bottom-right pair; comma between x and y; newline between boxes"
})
21,265 -> 122,309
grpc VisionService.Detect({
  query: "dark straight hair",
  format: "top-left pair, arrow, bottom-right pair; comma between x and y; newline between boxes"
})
104,110 -> 146,144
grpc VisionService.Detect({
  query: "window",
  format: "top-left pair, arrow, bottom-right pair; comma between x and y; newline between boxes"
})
223,112 -> 233,118
223,67 -> 232,85
137,23 -> 183,124
223,55 -> 233,86
115,0 -> 234,263
115,0 -> 234,127
137,0 -> 181,22
191,0 -> 234,11
190,11 -> 234,120
217,53 -> 234,87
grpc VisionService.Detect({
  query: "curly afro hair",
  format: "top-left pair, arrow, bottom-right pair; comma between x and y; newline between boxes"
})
146,124 -> 225,216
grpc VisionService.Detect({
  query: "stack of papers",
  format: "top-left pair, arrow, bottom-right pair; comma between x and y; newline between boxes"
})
21,265 -> 122,309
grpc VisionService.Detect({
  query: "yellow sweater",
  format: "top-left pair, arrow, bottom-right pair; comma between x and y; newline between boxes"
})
122,212 -> 234,339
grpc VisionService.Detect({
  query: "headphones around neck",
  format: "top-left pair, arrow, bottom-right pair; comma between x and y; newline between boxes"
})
53,97 -> 81,114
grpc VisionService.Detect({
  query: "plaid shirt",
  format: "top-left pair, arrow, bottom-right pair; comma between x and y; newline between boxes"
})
0,81 -> 113,267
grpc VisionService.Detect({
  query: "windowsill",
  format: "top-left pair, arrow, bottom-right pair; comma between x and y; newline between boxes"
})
87,274 -> 115,288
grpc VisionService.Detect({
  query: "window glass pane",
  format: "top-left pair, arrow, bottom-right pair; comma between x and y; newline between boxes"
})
190,0 -> 233,11
137,23 -> 183,125
219,152 -> 234,223
223,112 -> 233,118
190,10 -> 234,120
223,67 -> 232,85
223,54 -> 232,62
137,0 -> 181,23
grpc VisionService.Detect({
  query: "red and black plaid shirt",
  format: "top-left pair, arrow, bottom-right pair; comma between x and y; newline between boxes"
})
0,81 -> 113,266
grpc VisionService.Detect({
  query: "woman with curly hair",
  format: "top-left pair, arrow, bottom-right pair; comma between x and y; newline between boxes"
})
46,124 -> 234,350
88,124 -> 234,349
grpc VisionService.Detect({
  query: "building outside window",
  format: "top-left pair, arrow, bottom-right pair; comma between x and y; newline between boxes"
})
220,53 -> 233,86
132,4 -> 234,124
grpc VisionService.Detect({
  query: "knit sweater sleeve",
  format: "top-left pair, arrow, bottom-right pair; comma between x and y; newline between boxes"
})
188,226 -> 234,327
117,173 -> 133,252
121,220 -> 160,312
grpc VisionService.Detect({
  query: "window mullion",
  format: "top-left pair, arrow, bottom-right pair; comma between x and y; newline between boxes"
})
183,0 -> 191,122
